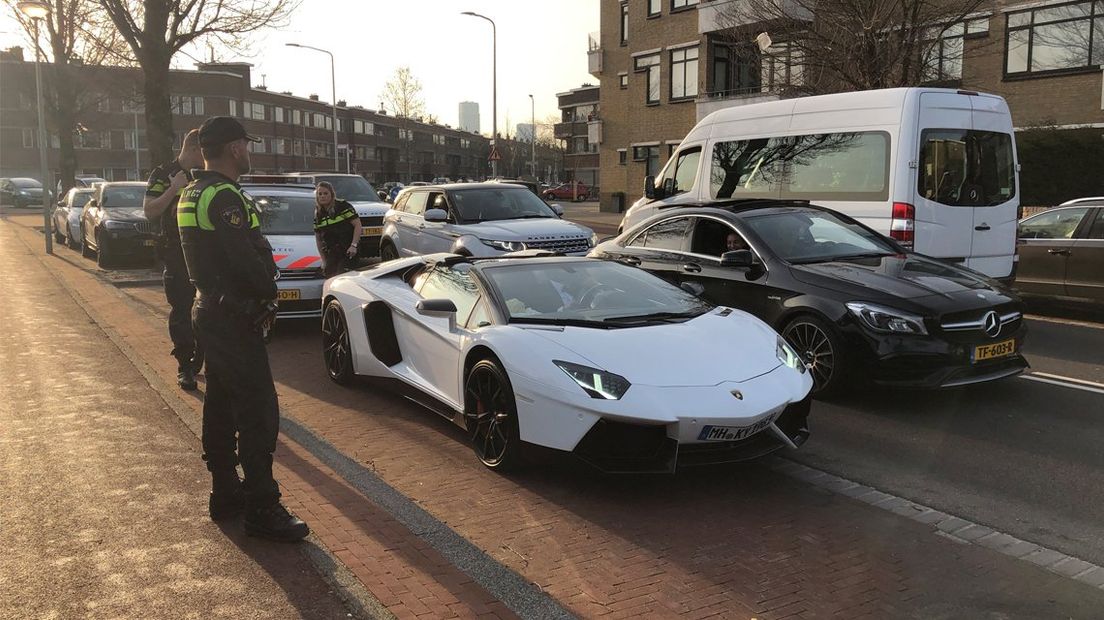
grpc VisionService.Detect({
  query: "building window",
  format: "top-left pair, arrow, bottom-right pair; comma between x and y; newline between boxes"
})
229,99 -> 238,117
275,107 -> 285,123
618,149 -> 627,165
292,109 -> 301,125
670,46 -> 699,99
632,145 -> 661,176
921,23 -> 965,82
1005,2 -> 1104,75
620,2 -> 629,45
619,73 -> 629,89
648,0 -> 660,17
634,54 -> 662,104
671,0 -> 698,9
574,104 -> 597,121
761,41 -> 803,91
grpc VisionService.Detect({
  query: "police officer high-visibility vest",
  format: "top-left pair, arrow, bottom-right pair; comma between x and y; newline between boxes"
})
178,170 -> 277,302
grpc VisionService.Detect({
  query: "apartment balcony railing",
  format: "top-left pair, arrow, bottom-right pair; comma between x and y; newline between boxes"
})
587,31 -> 602,76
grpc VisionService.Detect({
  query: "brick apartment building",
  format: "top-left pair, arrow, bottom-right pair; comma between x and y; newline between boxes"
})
555,84 -> 601,191
0,54 -> 563,187
588,0 -> 1104,212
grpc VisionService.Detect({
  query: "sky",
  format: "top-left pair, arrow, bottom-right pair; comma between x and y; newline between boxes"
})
0,0 -> 599,136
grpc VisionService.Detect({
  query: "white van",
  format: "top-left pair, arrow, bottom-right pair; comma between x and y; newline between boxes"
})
620,87 -> 1020,280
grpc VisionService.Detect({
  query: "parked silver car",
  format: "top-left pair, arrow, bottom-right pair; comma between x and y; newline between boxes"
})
52,187 -> 94,248
379,183 -> 596,261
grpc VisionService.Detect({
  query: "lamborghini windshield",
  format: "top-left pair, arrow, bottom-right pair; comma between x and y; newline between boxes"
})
481,260 -> 712,325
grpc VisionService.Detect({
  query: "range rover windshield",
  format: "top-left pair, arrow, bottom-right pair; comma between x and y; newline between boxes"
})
449,187 -> 557,223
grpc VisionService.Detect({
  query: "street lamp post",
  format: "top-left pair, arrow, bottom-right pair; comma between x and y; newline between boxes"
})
285,42 -> 340,173
18,0 -> 52,254
528,94 -> 536,181
461,11 -> 496,178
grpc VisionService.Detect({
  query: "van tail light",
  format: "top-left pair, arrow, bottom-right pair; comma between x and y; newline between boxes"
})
890,202 -> 915,249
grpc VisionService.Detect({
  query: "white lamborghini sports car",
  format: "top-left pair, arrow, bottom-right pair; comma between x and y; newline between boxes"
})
321,253 -> 814,472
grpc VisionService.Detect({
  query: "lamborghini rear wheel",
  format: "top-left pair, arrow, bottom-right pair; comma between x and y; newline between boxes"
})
464,358 -> 523,471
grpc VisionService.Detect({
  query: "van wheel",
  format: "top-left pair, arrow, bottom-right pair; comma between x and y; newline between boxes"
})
782,314 -> 848,396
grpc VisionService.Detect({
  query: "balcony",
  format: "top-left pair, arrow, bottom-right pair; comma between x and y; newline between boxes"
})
587,119 -> 602,145
587,31 -> 602,76
698,0 -> 811,35
554,122 -> 576,139
696,87 -> 782,121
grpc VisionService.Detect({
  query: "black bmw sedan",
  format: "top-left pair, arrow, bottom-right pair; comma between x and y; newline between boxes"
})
80,182 -> 156,268
590,202 -> 1027,395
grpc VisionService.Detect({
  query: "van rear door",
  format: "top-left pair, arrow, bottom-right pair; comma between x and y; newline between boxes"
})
915,92 -> 975,267
966,95 -> 1018,279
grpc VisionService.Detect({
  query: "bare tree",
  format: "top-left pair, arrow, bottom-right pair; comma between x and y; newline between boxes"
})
97,0 -> 299,166
6,0 -> 132,193
714,0 -> 994,95
380,66 -> 426,181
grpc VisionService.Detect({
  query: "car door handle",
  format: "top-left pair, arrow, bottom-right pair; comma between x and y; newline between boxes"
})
621,256 -> 641,266
682,263 -> 702,273
974,224 -> 991,231
1047,248 -> 1071,256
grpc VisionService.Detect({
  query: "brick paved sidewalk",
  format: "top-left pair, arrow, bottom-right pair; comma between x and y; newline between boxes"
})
9,213 -> 1104,619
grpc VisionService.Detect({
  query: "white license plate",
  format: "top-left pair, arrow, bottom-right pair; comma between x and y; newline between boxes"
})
142,239 -> 157,247
362,226 -> 382,237
698,411 -> 779,442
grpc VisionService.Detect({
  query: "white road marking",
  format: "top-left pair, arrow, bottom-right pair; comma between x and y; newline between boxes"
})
1025,314 -> 1104,330
1019,372 -> 1104,395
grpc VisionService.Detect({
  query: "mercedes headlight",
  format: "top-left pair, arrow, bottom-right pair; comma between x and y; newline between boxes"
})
553,360 -> 631,400
104,220 -> 135,230
845,302 -> 928,335
481,239 -> 526,252
776,336 -> 806,373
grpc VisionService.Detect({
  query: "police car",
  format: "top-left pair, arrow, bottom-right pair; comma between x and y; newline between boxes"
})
241,183 -> 327,319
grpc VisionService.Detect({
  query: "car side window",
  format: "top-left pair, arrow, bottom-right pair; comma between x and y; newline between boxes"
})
639,217 -> 692,252
689,217 -> 747,257
417,267 -> 479,324
392,192 -> 410,212
1018,208 -> 1089,239
405,191 -> 428,217
1087,210 -> 1104,240
465,297 -> 493,329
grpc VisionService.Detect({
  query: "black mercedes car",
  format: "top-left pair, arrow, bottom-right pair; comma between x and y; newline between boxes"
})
80,182 -> 156,268
590,201 -> 1027,395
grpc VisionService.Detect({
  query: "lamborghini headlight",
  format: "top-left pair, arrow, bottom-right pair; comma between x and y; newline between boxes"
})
481,239 -> 527,252
776,336 -> 806,373
553,360 -> 631,400
845,302 -> 928,335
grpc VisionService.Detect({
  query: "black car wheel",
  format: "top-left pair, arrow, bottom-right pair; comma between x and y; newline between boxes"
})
379,241 -> 399,262
95,231 -> 113,268
464,358 -> 523,471
321,299 -> 354,385
53,222 -> 65,243
80,226 -> 95,258
67,228 -> 79,249
783,314 -> 848,396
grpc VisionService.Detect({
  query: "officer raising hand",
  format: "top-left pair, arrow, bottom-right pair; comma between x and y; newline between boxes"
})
178,116 -> 308,542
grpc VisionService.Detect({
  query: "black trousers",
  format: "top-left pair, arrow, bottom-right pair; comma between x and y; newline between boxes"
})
321,245 -> 357,278
193,302 -> 281,509
162,246 -> 201,367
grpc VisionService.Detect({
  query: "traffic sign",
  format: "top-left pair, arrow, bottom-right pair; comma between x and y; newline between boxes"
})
488,146 -> 501,162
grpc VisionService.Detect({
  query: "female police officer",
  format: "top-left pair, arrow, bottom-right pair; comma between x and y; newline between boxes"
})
313,181 -> 362,277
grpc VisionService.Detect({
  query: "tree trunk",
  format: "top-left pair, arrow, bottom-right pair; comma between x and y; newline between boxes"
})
142,47 -> 175,168
48,53 -> 78,194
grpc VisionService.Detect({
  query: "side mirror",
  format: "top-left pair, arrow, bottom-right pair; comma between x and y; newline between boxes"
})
720,249 -> 755,269
679,281 -> 705,297
377,190 -> 388,201
416,298 -> 458,331
424,208 -> 447,223
644,175 -> 656,199
662,178 -> 676,196
550,203 -> 564,217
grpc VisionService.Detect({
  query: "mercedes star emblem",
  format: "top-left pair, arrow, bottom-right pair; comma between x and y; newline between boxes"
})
982,310 -> 1001,338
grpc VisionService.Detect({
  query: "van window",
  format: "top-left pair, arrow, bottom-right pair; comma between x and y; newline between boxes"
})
671,148 -> 701,194
919,129 -> 1015,207
710,131 -> 890,201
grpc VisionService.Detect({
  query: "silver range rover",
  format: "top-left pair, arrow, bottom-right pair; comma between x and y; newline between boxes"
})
379,182 -> 597,260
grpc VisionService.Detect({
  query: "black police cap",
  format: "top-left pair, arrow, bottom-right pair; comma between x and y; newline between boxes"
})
198,116 -> 261,148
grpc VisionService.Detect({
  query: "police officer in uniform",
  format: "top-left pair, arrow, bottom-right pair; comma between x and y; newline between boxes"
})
144,129 -> 204,390
178,116 -> 309,541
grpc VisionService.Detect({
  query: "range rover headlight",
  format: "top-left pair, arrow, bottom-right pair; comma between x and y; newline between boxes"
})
104,220 -> 135,230
845,302 -> 928,335
589,232 -> 599,248
553,360 -> 631,400
776,336 -> 806,373
481,239 -> 526,252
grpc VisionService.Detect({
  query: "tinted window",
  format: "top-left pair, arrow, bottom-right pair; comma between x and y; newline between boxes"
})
449,187 -> 556,222
12,178 -> 42,189
641,217 -> 691,251
919,129 -> 1016,206
689,218 -> 746,256
1018,208 -> 1089,239
101,186 -> 145,209
70,192 -> 92,208
404,192 -> 428,216
745,210 -> 896,263
417,267 -> 480,324
312,175 -> 380,202
1087,210 -> 1104,239
252,193 -> 317,235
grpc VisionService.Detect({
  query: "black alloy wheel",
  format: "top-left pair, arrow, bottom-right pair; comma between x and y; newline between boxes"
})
53,221 -> 65,243
321,299 -> 354,384
464,358 -> 522,471
67,227 -> 80,249
782,315 -> 847,396
379,242 -> 399,263
95,231 -> 113,269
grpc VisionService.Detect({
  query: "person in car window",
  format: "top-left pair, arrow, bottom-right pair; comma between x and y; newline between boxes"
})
726,232 -> 748,253
313,181 -> 362,277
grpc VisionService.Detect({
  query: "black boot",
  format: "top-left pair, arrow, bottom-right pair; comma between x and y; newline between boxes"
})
178,364 -> 197,391
244,502 -> 310,542
209,470 -> 244,521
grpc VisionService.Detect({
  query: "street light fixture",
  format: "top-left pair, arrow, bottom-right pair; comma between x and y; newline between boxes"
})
461,11 -> 496,178
285,42 -> 340,173
528,94 -> 536,181
18,0 -> 52,254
